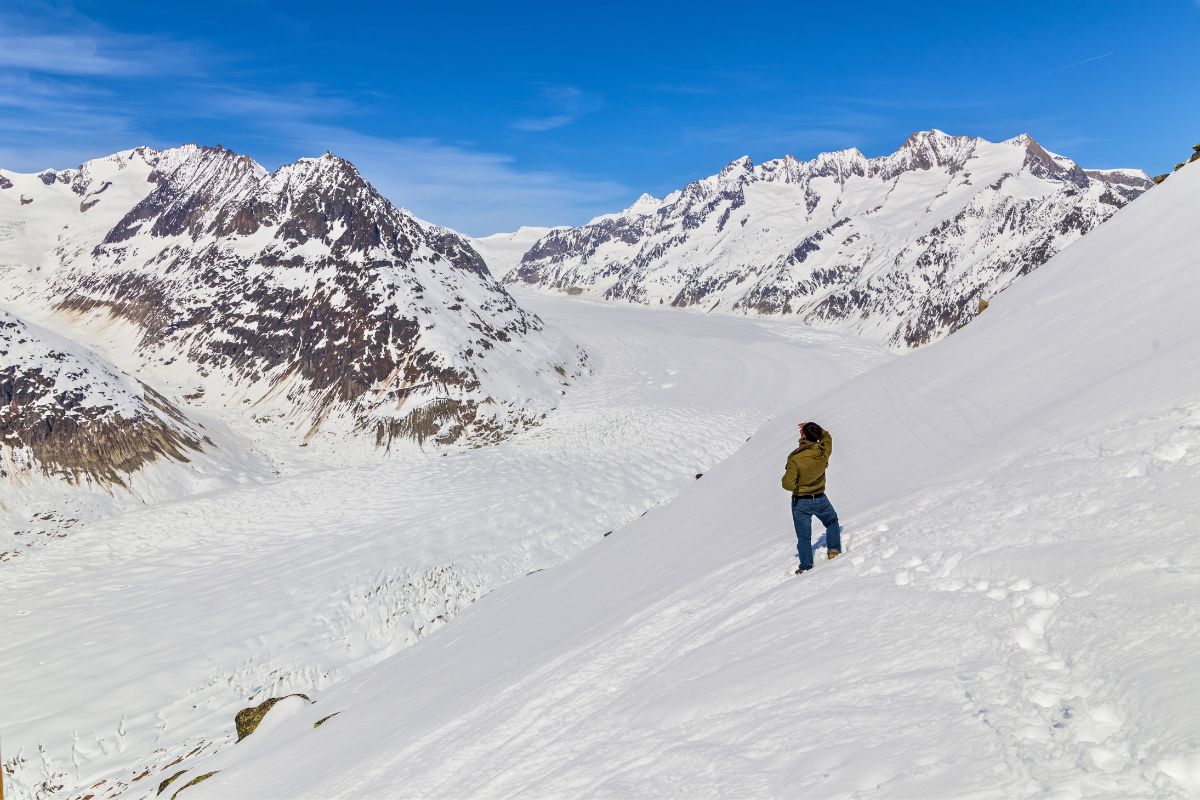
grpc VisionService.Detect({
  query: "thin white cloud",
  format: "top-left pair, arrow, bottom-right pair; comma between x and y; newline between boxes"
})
0,13 -> 622,234
510,114 -> 577,132
0,34 -> 129,75
510,84 -> 602,133
0,17 -> 203,77
260,120 -> 629,235
0,70 -> 629,235
0,72 -> 147,170
682,108 -> 890,153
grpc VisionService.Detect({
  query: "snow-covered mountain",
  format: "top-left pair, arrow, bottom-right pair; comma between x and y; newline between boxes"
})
508,130 -> 1152,347
0,146 -> 585,453
170,150 -> 1200,800
0,307 -> 205,485
470,226 -> 560,278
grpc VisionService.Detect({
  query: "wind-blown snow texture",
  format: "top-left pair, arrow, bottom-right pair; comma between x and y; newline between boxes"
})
0,146 -> 583,456
167,162 -> 1198,798
507,130 -> 1151,347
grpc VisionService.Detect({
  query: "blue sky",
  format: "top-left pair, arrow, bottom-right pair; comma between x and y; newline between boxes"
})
2,1 -> 1197,234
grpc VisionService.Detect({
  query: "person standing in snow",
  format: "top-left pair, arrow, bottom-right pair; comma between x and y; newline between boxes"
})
782,421 -> 842,574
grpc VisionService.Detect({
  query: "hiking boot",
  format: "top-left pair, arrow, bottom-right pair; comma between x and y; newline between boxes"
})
827,550 -> 841,561
795,566 -> 812,575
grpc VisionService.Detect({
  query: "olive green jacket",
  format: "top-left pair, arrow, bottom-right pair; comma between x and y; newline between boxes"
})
781,430 -> 833,495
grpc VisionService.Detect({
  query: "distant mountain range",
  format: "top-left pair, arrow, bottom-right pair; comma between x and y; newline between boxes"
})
498,130 -> 1151,347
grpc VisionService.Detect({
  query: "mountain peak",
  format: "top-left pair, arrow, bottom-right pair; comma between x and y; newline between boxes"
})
1001,134 -> 1090,185
879,129 -> 978,178
721,155 -> 754,174
627,192 -> 661,213
905,128 -> 952,143
279,151 -> 368,191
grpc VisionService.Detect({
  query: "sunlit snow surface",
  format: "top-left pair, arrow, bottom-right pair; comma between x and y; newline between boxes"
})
0,292 -> 889,799
162,165 -> 1200,798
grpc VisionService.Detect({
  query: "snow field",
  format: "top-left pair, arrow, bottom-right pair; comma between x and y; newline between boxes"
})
180,163 -> 1200,798
185,402 -> 1200,799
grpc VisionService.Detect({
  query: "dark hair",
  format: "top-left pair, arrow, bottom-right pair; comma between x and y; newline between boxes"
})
802,422 -> 824,442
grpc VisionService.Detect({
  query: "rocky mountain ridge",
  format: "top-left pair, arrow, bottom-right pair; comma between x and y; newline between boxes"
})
0,308 -> 206,486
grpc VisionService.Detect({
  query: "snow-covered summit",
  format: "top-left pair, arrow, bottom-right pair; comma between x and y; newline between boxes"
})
584,192 -> 665,226
509,130 -> 1153,347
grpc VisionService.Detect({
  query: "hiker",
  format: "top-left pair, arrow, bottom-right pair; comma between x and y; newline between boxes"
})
782,421 -> 842,574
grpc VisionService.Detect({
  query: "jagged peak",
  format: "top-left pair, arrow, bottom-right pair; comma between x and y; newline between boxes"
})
996,134 -> 1091,184
150,144 -> 266,179
273,150 -> 369,191
625,192 -> 662,214
873,129 -> 979,177
895,128 -> 977,156
904,127 -> 954,143
294,150 -> 354,168
811,147 -> 869,172
721,155 -> 754,174
827,146 -> 866,160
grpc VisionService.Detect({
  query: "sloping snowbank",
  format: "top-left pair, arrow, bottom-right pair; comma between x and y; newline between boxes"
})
189,164 -> 1200,797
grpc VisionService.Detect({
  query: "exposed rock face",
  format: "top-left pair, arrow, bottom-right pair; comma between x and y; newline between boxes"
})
508,130 -> 1152,347
2,146 -> 584,452
234,694 -> 312,741
0,309 -> 205,486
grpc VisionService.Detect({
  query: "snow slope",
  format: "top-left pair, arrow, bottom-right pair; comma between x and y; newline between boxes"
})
179,162 -> 1200,797
0,294 -> 890,799
470,226 -> 559,277
0,307 -> 276,558
509,130 -> 1151,348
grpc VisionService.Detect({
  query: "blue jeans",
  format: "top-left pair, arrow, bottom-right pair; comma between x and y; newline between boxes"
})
792,494 -> 842,569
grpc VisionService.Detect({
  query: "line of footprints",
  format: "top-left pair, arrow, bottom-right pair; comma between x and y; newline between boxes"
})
851,524 -> 1137,788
